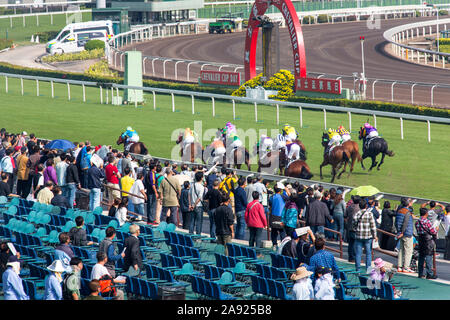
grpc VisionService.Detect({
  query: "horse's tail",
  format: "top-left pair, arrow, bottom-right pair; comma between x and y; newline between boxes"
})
343,150 -> 350,163
386,150 -> 395,157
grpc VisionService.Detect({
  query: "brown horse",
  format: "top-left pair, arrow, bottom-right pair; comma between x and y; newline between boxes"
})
320,133 -> 351,183
285,159 -> 314,180
342,140 -> 362,173
175,133 -> 204,164
217,129 -> 251,171
117,133 -> 149,155
255,148 -> 283,175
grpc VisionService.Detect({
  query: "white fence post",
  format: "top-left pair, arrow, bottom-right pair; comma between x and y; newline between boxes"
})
411,83 -> 417,104
187,62 -> 196,82
36,79 -> 39,97
5,76 -> 7,93
400,117 -> 404,140
391,82 -> 396,102
153,91 -> 156,110
82,84 -> 86,102
21,77 -> 23,95
372,80 -> 378,99
143,57 -> 147,75
373,114 -> 377,128
323,108 -> 327,130
171,92 -> 175,112
212,97 -> 215,117
191,95 -> 195,114
232,100 -> 236,120
254,102 -> 258,122
51,81 -> 54,98
299,106 -> 303,128
348,111 -> 352,132
276,104 -> 279,125
100,86 -> 103,104
431,84 -> 437,106
427,120 -> 431,143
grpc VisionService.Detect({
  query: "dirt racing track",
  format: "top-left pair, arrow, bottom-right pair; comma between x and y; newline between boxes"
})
127,16 -> 450,108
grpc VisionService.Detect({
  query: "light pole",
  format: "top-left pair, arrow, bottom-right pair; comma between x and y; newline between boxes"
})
359,36 -> 367,98
436,6 -> 440,53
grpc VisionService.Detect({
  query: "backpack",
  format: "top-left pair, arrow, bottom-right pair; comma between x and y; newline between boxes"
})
80,154 -> 90,170
99,274 -> 117,297
62,273 -> 79,300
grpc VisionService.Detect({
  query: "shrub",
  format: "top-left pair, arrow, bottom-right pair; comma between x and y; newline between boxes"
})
302,16 -> 315,24
317,14 -> 330,23
42,48 -> 104,63
232,70 -> 295,101
0,39 -> 13,51
35,31 -> 59,43
439,9 -> 448,16
85,39 -> 105,51
85,59 -> 118,78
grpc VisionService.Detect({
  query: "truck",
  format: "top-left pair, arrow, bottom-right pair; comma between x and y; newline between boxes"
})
208,19 -> 236,34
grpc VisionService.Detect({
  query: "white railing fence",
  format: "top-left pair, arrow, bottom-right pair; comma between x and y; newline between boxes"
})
2,70 -> 449,145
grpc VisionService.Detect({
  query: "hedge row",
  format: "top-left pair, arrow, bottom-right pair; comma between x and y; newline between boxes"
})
287,95 -> 450,119
0,39 -> 13,51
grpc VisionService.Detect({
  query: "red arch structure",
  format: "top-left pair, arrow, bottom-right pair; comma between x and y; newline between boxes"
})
244,0 -> 307,82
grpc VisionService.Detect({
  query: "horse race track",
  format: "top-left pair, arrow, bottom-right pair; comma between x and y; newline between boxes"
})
1,78 -> 449,201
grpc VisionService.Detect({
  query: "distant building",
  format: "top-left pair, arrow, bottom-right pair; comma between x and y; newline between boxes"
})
109,0 -> 204,24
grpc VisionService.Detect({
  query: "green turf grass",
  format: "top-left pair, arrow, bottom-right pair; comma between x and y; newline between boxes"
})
0,11 -> 92,44
0,77 -> 449,202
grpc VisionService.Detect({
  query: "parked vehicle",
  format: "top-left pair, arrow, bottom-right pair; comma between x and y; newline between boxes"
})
46,20 -> 114,55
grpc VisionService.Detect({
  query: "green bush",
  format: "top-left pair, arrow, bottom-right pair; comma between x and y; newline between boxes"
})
438,38 -> 450,45
317,14 -> 330,24
302,16 -> 315,24
439,9 -> 448,16
0,39 -> 13,51
42,48 -> 104,63
35,31 -> 59,43
85,40 -> 105,51
85,59 -> 118,78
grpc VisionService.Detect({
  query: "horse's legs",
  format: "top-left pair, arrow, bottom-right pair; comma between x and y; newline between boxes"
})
361,153 -> 369,170
368,156 -> 378,171
338,159 -> 349,179
319,161 -> 327,180
330,166 -> 336,183
377,153 -> 386,170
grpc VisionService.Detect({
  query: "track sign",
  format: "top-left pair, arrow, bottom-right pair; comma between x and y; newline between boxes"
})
295,77 -> 342,95
200,70 -> 241,86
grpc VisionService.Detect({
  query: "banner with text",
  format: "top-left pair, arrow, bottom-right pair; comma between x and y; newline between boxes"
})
200,70 -> 241,86
296,77 -> 342,94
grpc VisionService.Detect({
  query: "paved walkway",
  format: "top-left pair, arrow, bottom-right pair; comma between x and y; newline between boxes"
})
0,44 -> 98,73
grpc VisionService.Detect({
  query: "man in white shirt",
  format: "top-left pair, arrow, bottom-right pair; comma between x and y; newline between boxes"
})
253,174 -> 267,204
189,171 -> 207,235
91,252 -> 125,300
129,172 -> 147,218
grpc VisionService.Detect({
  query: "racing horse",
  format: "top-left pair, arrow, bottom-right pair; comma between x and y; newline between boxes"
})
217,128 -> 251,171
117,133 -> 149,155
358,127 -> 394,171
341,139 -> 362,173
175,132 -> 204,163
320,132 -> 351,183
284,159 -> 314,180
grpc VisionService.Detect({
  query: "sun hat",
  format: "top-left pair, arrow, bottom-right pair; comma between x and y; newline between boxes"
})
290,267 -> 313,281
47,260 -> 66,273
276,182 -> 285,189
374,258 -> 385,269
21,131 -> 27,136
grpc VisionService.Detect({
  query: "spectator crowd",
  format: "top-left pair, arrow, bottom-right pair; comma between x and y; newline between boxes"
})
0,128 -> 449,300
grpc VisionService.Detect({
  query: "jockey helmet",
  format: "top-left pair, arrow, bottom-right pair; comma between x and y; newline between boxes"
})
364,123 -> 371,129
127,126 -> 132,131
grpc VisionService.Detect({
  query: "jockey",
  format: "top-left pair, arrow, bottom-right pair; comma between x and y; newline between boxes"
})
181,127 -> 196,152
223,122 -> 242,149
337,125 -> 351,142
256,134 -> 274,159
363,123 -> 379,139
210,138 -> 226,163
282,124 -> 298,142
326,128 -> 342,153
123,126 -> 139,150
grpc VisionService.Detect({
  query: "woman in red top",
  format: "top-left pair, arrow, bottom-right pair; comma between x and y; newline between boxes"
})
245,191 -> 267,248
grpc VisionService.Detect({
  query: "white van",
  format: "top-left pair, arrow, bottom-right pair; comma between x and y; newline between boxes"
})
46,20 -> 114,55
